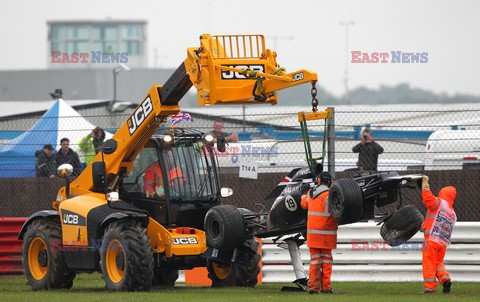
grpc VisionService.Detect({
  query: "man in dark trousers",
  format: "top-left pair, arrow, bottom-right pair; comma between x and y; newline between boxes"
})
352,128 -> 384,171
54,138 -> 82,176
35,144 -> 56,179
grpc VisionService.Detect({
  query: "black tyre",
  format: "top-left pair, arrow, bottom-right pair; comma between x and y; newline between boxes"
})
329,178 -> 364,225
22,218 -> 76,290
207,239 -> 261,287
380,205 -> 424,246
100,220 -> 154,291
205,205 -> 245,249
152,269 -> 179,287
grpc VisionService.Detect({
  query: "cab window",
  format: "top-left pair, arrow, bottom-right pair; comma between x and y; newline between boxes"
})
122,143 -> 161,198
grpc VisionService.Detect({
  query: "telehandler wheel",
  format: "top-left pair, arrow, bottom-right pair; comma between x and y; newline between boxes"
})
380,205 -> 424,246
329,178 -> 364,225
207,238 -> 261,287
153,269 -> 179,287
205,205 -> 245,250
22,219 -> 76,290
100,220 -> 154,291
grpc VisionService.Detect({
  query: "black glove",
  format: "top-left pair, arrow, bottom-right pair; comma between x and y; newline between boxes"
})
300,183 -> 311,195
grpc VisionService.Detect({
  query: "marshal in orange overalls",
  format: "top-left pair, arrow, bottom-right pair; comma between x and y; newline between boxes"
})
300,183 -> 338,293
421,176 -> 456,293
143,163 -> 185,198
143,162 -> 164,197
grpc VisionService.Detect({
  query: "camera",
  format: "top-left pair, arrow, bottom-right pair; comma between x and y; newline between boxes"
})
363,135 -> 369,140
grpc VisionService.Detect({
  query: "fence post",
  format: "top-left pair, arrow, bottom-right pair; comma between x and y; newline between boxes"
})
327,107 -> 335,177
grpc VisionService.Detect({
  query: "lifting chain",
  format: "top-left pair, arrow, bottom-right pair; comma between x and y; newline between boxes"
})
311,81 -> 318,112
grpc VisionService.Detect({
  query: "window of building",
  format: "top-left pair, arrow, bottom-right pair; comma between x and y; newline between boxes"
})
93,26 -> 118,53
66,41 -> 89,53
50,25 -> 66,53
51,42 -> 65,53
121,41 -> 140,55
120,25 -> 142,55
122,25 -> 140,39
67,26 -> 88,39
50,26 -> 65,40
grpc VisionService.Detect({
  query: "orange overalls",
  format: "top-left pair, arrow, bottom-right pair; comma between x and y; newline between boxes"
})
143,163 -> 185,197
143,163 -> 164,197
300,185 -> 338,292
421,186 -> 457,292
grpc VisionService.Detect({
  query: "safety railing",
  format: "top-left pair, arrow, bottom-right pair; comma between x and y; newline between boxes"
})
261,222 -> 480,282
0,217 -> 27,274
211,35 -> 265,59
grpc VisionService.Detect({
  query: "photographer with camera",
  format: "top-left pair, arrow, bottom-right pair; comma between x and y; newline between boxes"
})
79,126 -> 106,165
352,128 -> 384,171
208,119 -> 238,143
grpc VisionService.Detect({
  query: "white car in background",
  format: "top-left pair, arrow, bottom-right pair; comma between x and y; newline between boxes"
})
424,130 -> 480,170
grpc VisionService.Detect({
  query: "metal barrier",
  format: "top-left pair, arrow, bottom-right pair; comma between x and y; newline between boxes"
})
0,217 -> 26,274
3,218 -> 479,282
262,222 -> 480,282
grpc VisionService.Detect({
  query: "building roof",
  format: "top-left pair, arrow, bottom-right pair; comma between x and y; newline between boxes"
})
0,100 -> 110,119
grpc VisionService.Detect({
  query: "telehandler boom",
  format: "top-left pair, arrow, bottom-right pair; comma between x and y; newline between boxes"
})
68,34 -> 317,195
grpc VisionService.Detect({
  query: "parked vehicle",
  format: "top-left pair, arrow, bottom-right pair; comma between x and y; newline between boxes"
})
425,130 -> 480,170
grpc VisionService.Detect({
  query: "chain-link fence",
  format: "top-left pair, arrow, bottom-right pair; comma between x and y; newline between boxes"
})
1,105 -> 479,220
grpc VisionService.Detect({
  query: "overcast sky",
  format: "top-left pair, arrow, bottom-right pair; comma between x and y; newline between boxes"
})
0,0 -> 479,97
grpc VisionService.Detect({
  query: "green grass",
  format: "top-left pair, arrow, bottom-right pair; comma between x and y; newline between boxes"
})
0,273 -> 478,302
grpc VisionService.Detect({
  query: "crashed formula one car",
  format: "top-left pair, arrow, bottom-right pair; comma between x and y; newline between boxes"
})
205,164 -> 424,250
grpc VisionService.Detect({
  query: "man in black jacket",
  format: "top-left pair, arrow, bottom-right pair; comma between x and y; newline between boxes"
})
35,144 -> 56,179
352,129 -> 384,171
54,138 -> 82,176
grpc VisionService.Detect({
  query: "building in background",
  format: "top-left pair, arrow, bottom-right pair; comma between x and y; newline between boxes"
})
0,19 -> 190,103
47,20 -> 147,69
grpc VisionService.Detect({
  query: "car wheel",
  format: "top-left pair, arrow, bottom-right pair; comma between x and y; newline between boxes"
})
328,178 -> 364,225
205,205 -> 245,249
207,239 -> 260,287
380,205 -> 424,246
22,219 -> 76,290
100,220 -> 154,291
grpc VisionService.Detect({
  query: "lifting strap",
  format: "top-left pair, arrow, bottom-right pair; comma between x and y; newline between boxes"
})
241,66 -> 286,102
299,112 -> 329,178
240,68 -> 267,101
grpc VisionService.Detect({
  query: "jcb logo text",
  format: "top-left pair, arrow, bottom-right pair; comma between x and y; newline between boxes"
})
172,238 -> 198,245
128,97 -> 153,135
221,65 -> 265,80
292,72 -> 304,82
63,214 -> 78,225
